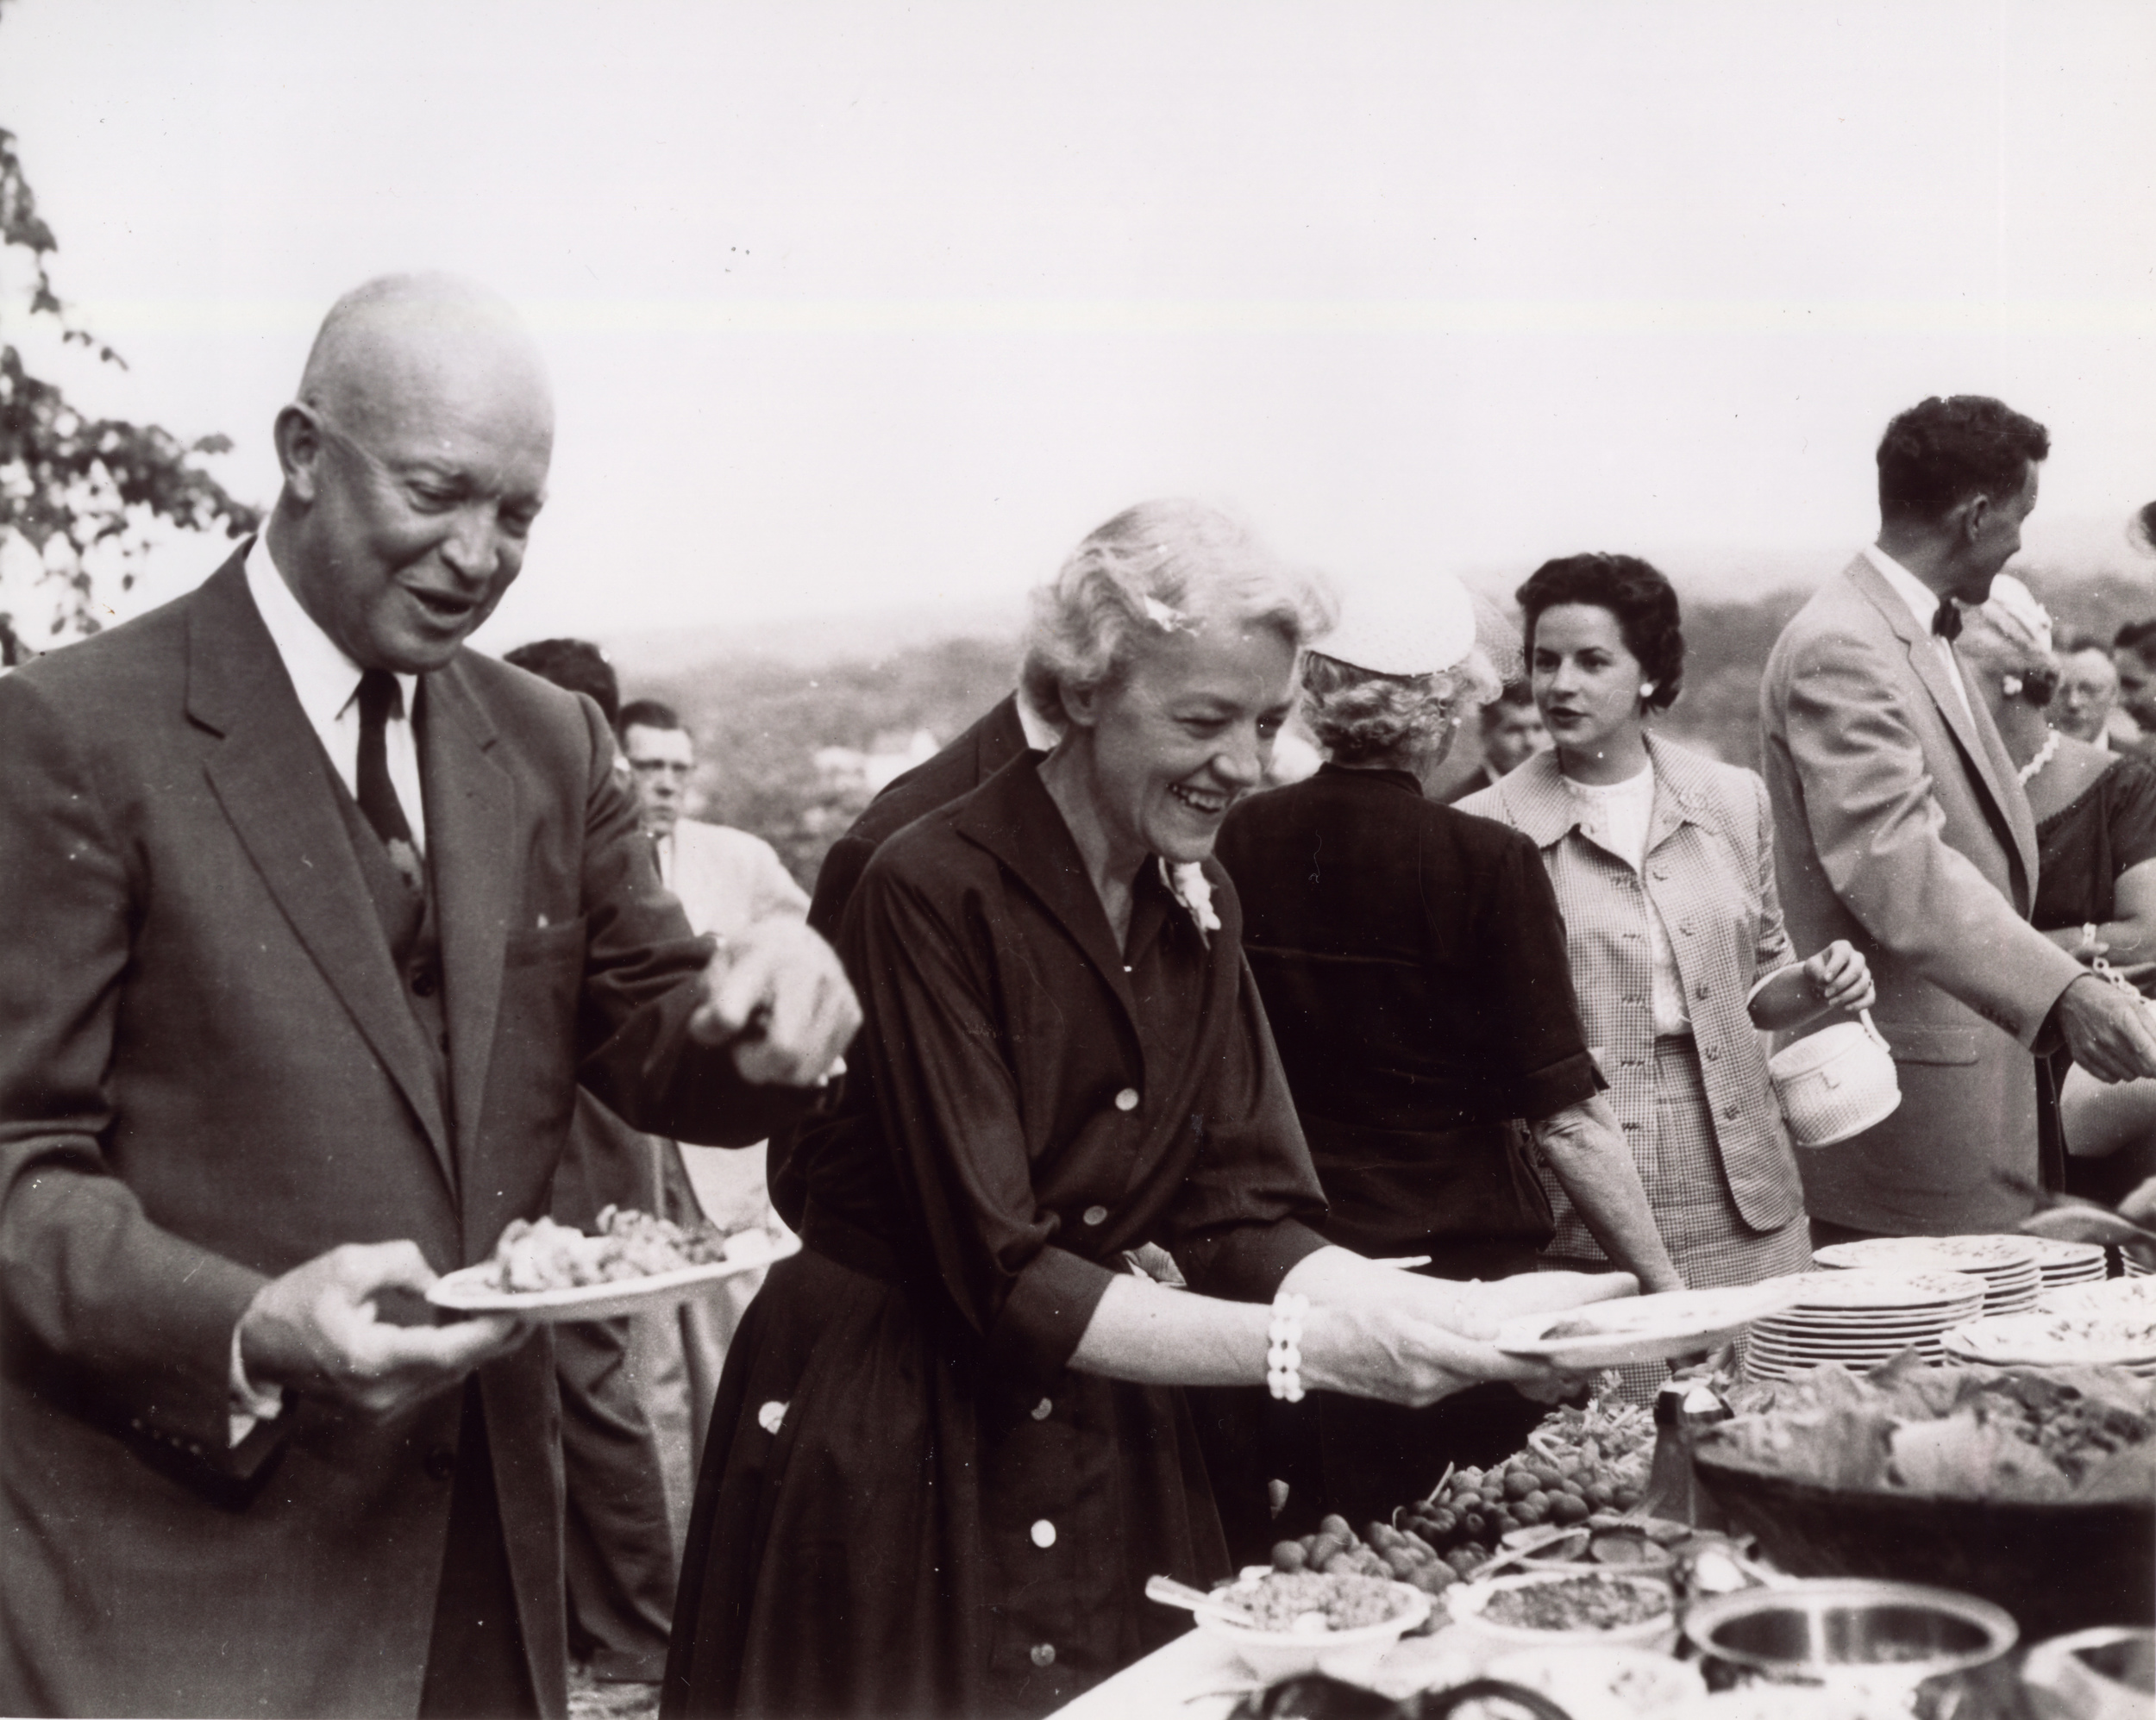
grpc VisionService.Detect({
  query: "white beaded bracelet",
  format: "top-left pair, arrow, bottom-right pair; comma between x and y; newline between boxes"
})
1266,1292 -> 1308,1403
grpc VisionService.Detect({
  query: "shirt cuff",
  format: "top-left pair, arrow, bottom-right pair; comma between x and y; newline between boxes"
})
1175,1218 -> 1329,1304
983,1245 -> 1117,1386
227,1318 -> 285,1448
1515,1048 -> 1604,1123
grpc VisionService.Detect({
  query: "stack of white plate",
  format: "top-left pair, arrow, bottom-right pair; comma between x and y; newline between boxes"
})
1812,1235 -> 2041,1315
2126,1251 -> 2153,1279
1942,1301 -> 2156,1376
2018,1235 -> 2109,1292
1743,1270 -> 1987,1382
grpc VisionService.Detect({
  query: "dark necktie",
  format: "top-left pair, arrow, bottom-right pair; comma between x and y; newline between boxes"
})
1932,597 -> 1964,642
355,669 -> 417,856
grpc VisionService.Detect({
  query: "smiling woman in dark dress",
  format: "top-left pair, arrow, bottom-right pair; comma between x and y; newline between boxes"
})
662,503 -> 1635,1720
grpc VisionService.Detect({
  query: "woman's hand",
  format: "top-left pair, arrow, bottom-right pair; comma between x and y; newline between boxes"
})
1297,1301 -> 1569,1408
1751,940 -> 1875,1029
1801,940 -> 1874,1013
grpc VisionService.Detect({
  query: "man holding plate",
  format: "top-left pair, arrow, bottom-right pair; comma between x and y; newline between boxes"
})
0,274 -> 857,1719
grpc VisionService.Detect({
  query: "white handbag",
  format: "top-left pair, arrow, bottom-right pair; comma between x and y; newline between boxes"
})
1767,1008 -> 1901,1148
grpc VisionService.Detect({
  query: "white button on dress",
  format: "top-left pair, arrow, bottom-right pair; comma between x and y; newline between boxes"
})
1082,1205 -> 1108,1226
1031,1519 -> 1056,1548
1114,1088 -> 1139,1111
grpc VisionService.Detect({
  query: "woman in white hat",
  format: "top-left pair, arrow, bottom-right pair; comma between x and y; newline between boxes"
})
1957,576 -> 2156,1202
1212,570 -> 1684,1532
1463,554 -> 1872,1398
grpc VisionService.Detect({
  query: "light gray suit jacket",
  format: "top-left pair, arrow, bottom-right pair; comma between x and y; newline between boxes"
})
1759,553 -> 2083,1235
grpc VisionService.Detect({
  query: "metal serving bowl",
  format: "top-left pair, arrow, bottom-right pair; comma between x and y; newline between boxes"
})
1683,1580 -> 2018,1695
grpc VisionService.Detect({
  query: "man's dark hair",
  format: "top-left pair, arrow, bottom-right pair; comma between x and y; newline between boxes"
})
1480,679 -> 1537,731
617,697 -> 686,742
503,638 -> 619,726
2055,629 -> 2110,657
2113,620 -> 2156,662
1516,553 -> 1686,714
1876,396 -> 2049,524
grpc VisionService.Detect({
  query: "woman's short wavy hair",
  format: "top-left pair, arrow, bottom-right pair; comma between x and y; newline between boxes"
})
1300,647 -> 1505,765
1516,553 -> 1685,714
1019,500 -> 1337,728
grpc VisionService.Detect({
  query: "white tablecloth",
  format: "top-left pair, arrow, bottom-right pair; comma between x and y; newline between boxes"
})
1048,1622 -> 1495,1720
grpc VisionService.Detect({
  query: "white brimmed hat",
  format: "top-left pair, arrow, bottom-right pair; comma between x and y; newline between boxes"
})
1317,572 -> 1480,679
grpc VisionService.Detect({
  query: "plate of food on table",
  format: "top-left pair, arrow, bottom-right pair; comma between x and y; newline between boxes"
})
426,1205 -> 798,1321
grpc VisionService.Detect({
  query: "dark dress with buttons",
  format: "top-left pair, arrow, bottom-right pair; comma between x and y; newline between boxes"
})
664,754 -> 1329,1719
1211,765 -> 1601,1531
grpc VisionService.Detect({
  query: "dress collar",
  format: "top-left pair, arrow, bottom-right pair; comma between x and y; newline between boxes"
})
1478,732 -> 1715,850
953,752 -> 1189,999
1315,760 -> 1425,797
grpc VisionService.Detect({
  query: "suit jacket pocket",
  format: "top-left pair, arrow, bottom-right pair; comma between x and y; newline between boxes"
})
1877,1021 -> 1979,1066
504,916 -> 586,969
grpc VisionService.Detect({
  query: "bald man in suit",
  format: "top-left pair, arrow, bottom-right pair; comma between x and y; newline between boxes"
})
0,275 -> 857,1718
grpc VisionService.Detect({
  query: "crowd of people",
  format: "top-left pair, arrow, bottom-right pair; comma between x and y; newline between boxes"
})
4,272 -> 2156,1720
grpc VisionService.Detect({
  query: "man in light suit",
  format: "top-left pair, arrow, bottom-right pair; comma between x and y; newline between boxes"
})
0,274 -> 857,1718
1761,394 -> 2156,1241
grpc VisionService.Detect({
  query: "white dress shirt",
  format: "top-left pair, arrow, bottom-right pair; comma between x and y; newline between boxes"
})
244,535 -> 426,851
1863,541 -> 1973,728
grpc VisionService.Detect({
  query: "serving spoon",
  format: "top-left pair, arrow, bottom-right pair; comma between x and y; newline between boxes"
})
1144,1574 -> 1258,1628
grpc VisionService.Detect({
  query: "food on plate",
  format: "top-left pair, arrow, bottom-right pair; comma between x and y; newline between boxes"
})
1701,1357 -> 2156,1503
1227,1568 -> 1418,1633
480,1207 -> 731,1293
1480,1573 -> 1671,1632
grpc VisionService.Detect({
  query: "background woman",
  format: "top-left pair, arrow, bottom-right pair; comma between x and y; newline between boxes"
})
1956,578 -> 2156,1202
1213,576 -> 1682,1530
663,503 -> 1631,1720
1464,554 -> 1871,1396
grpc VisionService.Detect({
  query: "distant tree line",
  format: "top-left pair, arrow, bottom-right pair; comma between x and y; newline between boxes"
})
631,559 -> 2156,891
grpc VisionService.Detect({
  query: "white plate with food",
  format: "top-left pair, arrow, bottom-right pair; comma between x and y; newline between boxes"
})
1495,1280 -> 1805,1367
429,1210 -> 799,1321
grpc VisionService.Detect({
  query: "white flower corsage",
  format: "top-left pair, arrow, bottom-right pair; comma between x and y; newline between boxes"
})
1162,858 -> 1220,945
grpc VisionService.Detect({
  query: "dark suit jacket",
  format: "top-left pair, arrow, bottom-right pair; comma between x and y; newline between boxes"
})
0,550 -> 799,1718
805,692 -> 1032,941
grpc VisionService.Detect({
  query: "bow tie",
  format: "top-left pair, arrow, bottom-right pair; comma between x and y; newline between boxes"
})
1932,597 -> 1964,642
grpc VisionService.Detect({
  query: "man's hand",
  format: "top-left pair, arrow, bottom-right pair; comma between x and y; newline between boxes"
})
2055,973 -> 2156,1083
688,917 -> 861,1085
238,1242 -> 530,1420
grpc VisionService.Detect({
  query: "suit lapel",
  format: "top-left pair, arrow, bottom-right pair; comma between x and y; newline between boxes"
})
417,664 -> 517,1184
189,558 -> 456,1191
1846,558 -> 2038,896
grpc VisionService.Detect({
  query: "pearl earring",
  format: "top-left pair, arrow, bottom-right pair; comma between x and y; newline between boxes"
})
1639,682 -> 1657,698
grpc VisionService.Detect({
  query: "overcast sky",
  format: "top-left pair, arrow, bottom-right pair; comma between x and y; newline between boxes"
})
3,0 -> 2152,654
